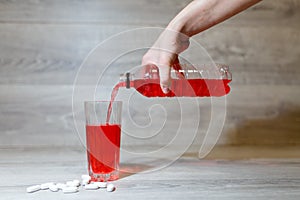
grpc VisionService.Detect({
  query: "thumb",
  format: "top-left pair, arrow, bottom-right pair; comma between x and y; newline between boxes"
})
158,64 -> 171,94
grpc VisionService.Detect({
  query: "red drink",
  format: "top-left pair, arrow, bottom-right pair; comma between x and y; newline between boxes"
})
106,85 -> 121,123
134,78 -> 231,97
115,78 -> 231,98
86,124 -> 121,181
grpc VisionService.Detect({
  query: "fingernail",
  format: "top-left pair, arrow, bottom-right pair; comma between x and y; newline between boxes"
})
162,86 -> 170,94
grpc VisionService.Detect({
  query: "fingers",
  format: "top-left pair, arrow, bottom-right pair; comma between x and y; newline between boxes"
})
142,51 -> 173,94
158,64 -> 171,94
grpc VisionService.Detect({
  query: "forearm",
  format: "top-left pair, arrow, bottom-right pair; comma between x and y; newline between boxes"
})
168,0 -> 262,37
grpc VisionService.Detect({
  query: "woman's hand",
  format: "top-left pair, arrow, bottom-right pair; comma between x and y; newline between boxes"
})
141,29 -> 190,93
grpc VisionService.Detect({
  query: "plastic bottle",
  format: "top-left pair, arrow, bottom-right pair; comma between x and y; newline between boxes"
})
118,64 -> 232,97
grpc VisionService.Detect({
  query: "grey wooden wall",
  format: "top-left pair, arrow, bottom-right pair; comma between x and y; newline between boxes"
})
0,0 -> 299,151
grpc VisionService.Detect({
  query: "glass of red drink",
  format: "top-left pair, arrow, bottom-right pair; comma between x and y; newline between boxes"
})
84,101 -> 122,182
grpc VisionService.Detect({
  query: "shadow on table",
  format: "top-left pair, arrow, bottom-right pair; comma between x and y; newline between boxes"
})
119,163 -> 152,179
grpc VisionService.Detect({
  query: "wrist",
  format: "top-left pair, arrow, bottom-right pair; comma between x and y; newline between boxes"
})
167,18 -> 188,37
166,0 -> 211,37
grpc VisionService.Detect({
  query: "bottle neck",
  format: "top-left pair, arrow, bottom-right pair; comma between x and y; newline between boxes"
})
125,72 -> 130,88
120,72 -> 133,89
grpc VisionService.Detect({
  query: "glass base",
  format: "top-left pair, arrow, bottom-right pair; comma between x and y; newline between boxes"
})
89,170 -> 119,182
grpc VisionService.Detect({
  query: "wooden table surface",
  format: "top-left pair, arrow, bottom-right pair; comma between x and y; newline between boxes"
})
1,147 -> 300,200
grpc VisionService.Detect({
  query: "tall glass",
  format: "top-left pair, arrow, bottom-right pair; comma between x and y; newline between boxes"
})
84,101 -> 122,182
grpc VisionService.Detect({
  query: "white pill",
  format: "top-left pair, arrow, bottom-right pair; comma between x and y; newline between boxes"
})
73,179 -> 80,186
81,175 -> 91,181
49,184 -> 59,192
40,182 -> 54,190
66,181 -> 73,186
66,180 -> 80,187
56,183 -> 67,190
84,183 -> 99,190
62,186 -> 78,194
94,182 -> 107,188
106,183 -> 115,192
26,185 -> 41,193
82,178 -> 90,185
81,181 -> 89,186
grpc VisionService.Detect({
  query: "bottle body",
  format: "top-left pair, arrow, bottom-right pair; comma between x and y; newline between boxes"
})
119,64 -> 232,97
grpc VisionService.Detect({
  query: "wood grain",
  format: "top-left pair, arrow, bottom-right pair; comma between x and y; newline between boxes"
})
0,148 -> 300,199
0,23 -> 299,85
0,0 -> 299,25
0,85 -> 299,148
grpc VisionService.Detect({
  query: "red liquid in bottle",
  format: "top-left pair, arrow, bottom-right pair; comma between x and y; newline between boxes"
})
86,124 -> 121,181
131,78 -> 231,97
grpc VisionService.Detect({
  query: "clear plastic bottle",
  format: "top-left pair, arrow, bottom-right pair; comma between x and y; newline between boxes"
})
118,64 -> 232,97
